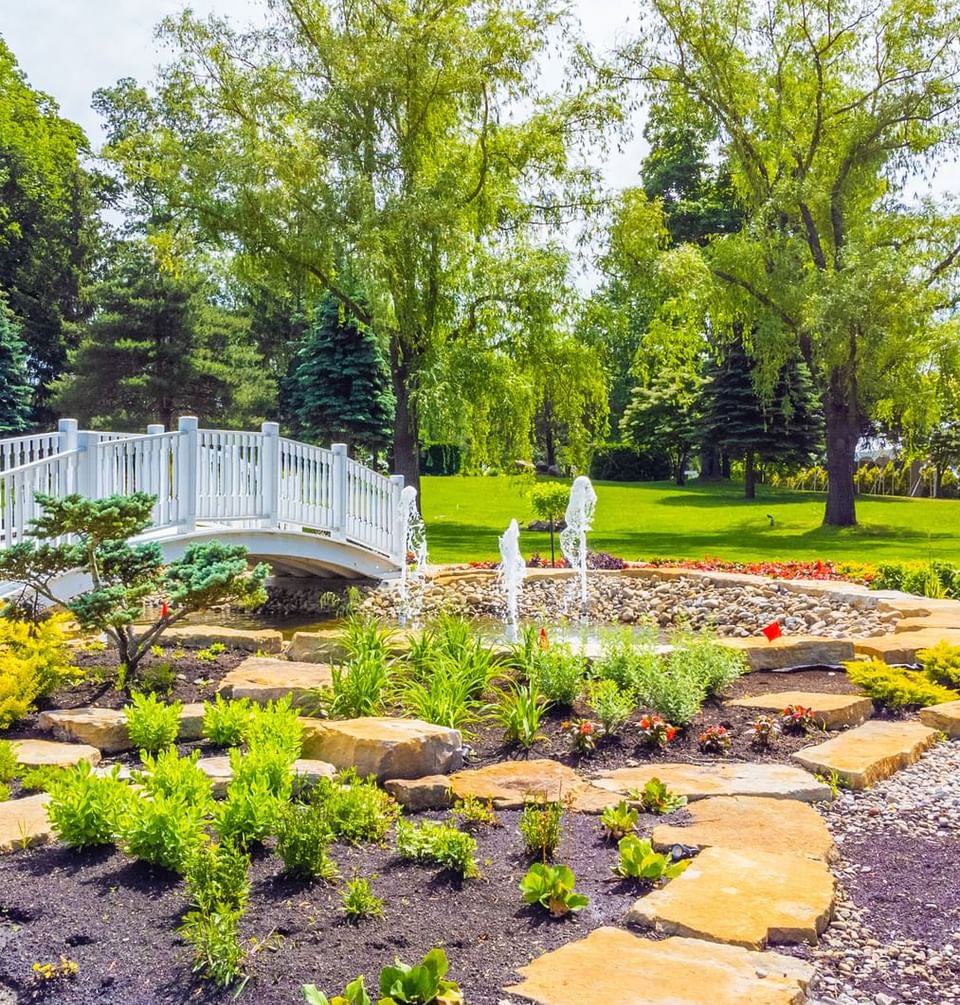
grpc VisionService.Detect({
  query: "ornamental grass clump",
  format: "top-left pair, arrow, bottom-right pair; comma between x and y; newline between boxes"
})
491,683 -> 547,749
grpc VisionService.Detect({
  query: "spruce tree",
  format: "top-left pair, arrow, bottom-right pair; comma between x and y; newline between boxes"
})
0,298 -> 32,434
283,295 -> 395,456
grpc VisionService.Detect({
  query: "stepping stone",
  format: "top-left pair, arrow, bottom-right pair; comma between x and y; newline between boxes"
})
855,629 -> 960,664
792,719 -> 941,789
299,716 -> 462,782
721,635 -> 855,671
725,690 -> 873,730
919,699 -> 960,738
384,775 -> 453,810
505,926 -> 815,1005
217,656 -> 333,707
38,702 -> 207,753
896,614 -> 960,633
0,794 -> 54,854
197,755 -> 336,797
592,762 -> 832,803
288,627 -> 420,664
10,739 -> 101,769
652,796 -> 835,862
627,845 -> 836,949
160,624 -> 283,654
446,760 -> 588,810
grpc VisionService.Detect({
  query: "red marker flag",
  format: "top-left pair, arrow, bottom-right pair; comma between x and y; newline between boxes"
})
538,628 -> 550,651
160,601 -> 169,620
761,621 -> 782,642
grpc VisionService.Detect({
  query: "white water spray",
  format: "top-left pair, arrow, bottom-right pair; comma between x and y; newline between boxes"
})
559,476 -> 597,620
397,485 -> 428,627
497,518 -> 526,642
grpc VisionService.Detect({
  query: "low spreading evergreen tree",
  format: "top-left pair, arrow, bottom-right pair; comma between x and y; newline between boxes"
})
283,295 -> 395,456
0,298 -> 31,434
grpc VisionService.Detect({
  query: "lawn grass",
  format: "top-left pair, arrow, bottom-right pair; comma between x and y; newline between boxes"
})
420,475 -> 960,565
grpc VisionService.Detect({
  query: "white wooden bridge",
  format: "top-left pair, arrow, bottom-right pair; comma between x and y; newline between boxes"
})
0,417 -> 410,583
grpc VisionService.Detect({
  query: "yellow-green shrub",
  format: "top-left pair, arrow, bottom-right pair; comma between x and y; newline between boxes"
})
0,612 -> 75,730
845,659 -> 959,709
918,642 -> 960,688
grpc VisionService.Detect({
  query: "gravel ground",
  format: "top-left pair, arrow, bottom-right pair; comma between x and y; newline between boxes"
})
807,739 -> 960,1005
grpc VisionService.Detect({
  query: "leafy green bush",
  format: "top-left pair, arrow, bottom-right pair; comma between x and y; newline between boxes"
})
589,442 -> 672,482
231,743 -> 296,801
398,649 -> 494,733
845,659 -> 959,709
185,840 -> 251,914
635,777 -> 687,816
46,761 -> 132,848
18,764 -> 70,793
275,802 -> 339,880
341,877 -> 384,922
918,642 -> 960,688
519,863 -> 588,918
613,835 -> 690,883
125,691 -> 182,753
203,694 -> 255,746
0,612 -> 75,729
395,819 -> 479,878
134,746 -> 213,806
244,696 -> 303,762
0,739 -> 16,783
518,800 -> 564,860
179,905 -> 247,988
871,561 -> 960,599
669,632 -> 747,696
585,678 -> 635,735
527,643 -> 586,707
311,770 -> 400,845
215,774 -> 284,850
592,627 -> 660,693
599,800 -> 639,840
121,788 -> 209,873
491,684 -> 547,748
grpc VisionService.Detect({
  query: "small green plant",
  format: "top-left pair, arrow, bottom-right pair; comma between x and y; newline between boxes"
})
592,626 -> 660,693
179,905 -> 247,988
560,717 -> 598,754
697,725 -> 731,754
491,683 -> 547,748
613,834 -> 690,883
528,643 -> 586,707
150,644 -> 164,658
395,819 -> 479,878
518,800 -> 565,861
215,774 -> 285,850
599,800 -> 639,840
341,876 -> 384,922
780,705 -> 820,734
185,840 -> 251,913
585,678 -> 635,736
519,863 -> 589,918
311,770 -> 401,845
750,714 -> 779,749
196,642 -> 227,662
46,761 -> 132,849
636,714 -> 678,748
139,661 -> 175,696
275,802 -> 339,881
450,796 -> 498,831
121,788 -> 209,873
377,948 -> 464,1004
203,693 -> 255,746
244,695 -> 303,761
0,782 -> 9,802
134,746 -> 213,805
304,976 -> 372,1005
0,739 -> 17,783
125,691 -> 182,753
634,777 -> 687,816
844,659 -> 959,709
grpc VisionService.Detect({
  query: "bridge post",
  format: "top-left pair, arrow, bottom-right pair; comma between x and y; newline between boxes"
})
260,421 -> 280,529
58,419 -> 78,493
389,473 -> 405,563
177,416 -> 198,534
76,430 -> 99,499
332,443 -> 348,542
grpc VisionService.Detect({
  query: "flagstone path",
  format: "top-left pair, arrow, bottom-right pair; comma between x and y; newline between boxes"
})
725,690 -> 874,729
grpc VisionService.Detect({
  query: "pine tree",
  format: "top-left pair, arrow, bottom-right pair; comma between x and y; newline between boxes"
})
0,298 -> 32,434
702,335 -> 823,497
283,295 -> 395,456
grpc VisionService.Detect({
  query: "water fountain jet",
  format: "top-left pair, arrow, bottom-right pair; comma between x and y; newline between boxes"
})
559,476 -> 597,621
498,518 -> 526,642
397,485 -> 428,627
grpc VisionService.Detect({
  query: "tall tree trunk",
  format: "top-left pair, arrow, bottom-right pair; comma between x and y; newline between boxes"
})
391,340 -> 420,498
674,450 -> 687,486
823,372 -> 858,526
700,445 -> 721,479
744,450 -> 756,499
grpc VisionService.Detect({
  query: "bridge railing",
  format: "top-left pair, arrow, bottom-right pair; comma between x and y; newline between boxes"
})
0,418 -> 406,564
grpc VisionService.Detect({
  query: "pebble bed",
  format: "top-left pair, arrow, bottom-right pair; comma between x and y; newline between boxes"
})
362,573 -> 899,639
810,740 -> 960,1005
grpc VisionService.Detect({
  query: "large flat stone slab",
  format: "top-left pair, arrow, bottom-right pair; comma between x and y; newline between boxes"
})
0,794 -> 54,854
627,846 -> 836,949
855,629 -> 960,664
446,760 -> 588,809
11,739 -> 101,769
288,627 -> 420,664
505,927 -> 815,1005
792,720 -> 941,789
160,624 -> 283,654
721,635 -> 855,671
919,699 -> 960,738
197,755 -> 336,797
217,656 -> 333,707
39,702 -> 206,753
896,614 -> 960,633
725,690 -> 873,730
652,796 -> 835,862
299,716 -> 462,781
592,762 -> 832,803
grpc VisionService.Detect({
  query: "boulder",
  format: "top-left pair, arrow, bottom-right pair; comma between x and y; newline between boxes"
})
720,635 -> 855,671
854,629 -> 960,664
39,702 -> 207,753
505,927 -> 814,1005
288,627 -> 421,664
217,656 -> 333,707
160,624 -> 283,654
725,690 -> 874,730
11,739 -> 101,769
299,717 -> 462,781
384,775 -> 453,811
627,845 -> 836,949
0,794 -> 54,854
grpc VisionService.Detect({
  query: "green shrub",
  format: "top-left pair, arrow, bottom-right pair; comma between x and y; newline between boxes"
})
341,877 -> 384,922
47,761 -> 132,849
0,782 -> 8,802
634,777 -> 687,816
230,744 -> 295,801
139,661 -> 176,696
395,819 -> 479,878
519,863 -> 588,918
203,694 -> 255,746
491,683 -> 547,748
0,612 -> 75,729
918,642 -> 960,688
593,627 -> 660,693
125,691 -> 182,753
185,840 -> 251,913
214,775 -> 284,850
518,800 -> 564,860
275,802 -> 339,880
634,661 -> 704,726
585,678 -> 635,735
17,765 -> 69,792
845,659 -> 959,709
121,789 -> 209,873
134,746 -> 213,806
670,632 -> 747,696
311,770 -> 400,845
179,906 -> 247,988
599,800 -> 639,840
589,442 -> 672,482
613,835 -> 689,883
0,739 -> 16,783
244,696 -> 303,762
525,643 -> 586,708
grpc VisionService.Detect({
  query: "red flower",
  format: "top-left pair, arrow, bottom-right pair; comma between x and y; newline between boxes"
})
666,727 -> 677,742
579,721 -> 594,735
